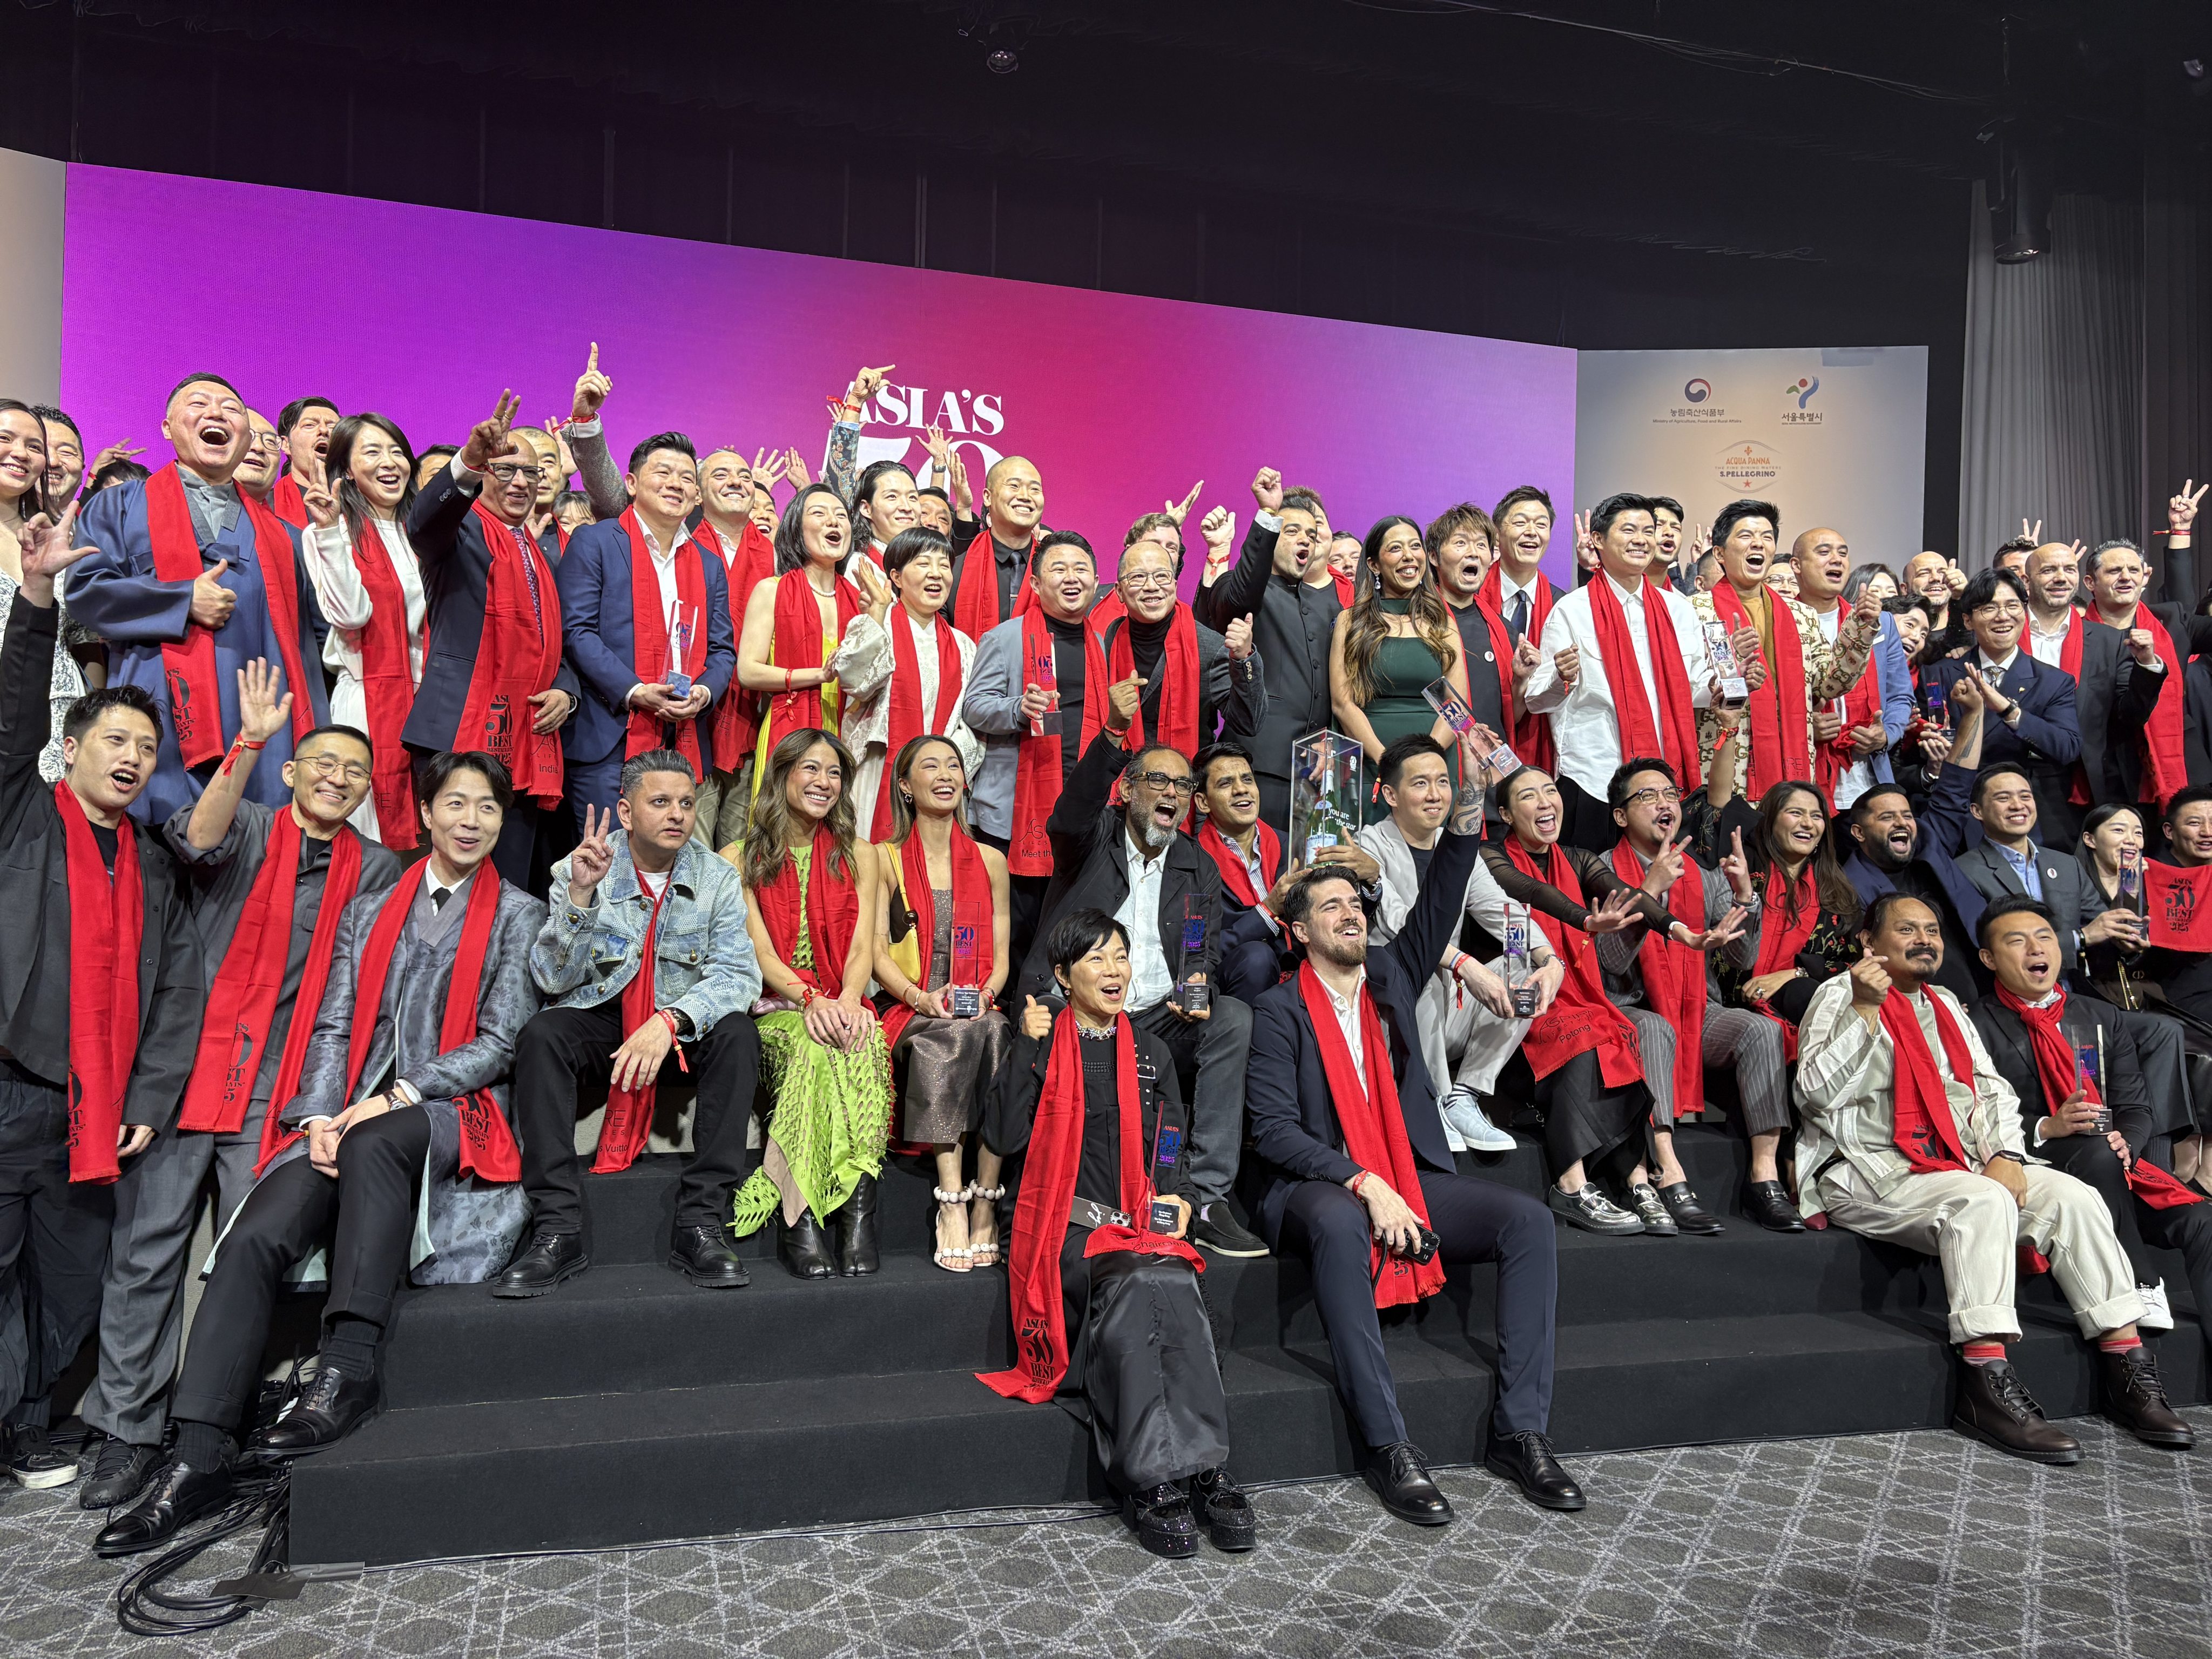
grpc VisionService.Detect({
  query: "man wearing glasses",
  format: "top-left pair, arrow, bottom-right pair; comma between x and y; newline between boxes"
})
78,660 -> 402,1509
1094,536 -> 1265,766
405,393 -> 580,889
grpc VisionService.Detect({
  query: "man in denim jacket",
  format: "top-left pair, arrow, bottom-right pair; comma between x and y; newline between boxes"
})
497,749 -> 763,1296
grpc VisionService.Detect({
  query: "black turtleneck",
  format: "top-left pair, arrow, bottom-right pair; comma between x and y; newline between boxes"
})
1047,615 -> 1088,777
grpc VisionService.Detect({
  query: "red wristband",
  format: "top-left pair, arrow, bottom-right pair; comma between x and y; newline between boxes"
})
236,737 -> 266,752
1349,1170 -> 1371,1197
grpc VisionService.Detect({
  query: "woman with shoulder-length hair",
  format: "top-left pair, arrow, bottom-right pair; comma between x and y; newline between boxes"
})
727,726 -> 893,1279
0,397 -> 93,781
872,734 -> 1012,1271
294,412 -> 426,846
733,482 -> 895,792
841,527 -> 984,841
1328,514 -> 1472,821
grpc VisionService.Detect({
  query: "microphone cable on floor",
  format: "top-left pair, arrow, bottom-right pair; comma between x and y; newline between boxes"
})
113,1459 -> 294,1638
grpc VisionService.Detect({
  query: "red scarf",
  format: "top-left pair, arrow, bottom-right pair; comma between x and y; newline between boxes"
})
2125,608 -> 2189,808
259,863 -> 520,1180
873,609 -> 965,840
955,529 -> 1035,641
1710,582 -> 1811,797
621,507 -> 711,773
591,865 -> 676,1175
1880,987 -> 1974,1173
1197,818 -> 1278,908
456,501 -> 566,808
698,518 -> 777,772
1501,839 -> 1643,1087
1083,607 -> 1201,761
1332,570 -> 1354,608
1746,860 -> 1823,1061
881,827 -> 993,1050
1586,572 -> 1698,778
268,473 -> 308,529
977,1011 -> 1202,1404
764,568 -> 861,748
1820,635 -> 1885,797
179,813 -> 364,1135
1297,964 -> 1446,1308
144,464 -> 315,768
1010,606 -> 1109,878
57,784 -> 143,1183
1480,564 -> 1556,771
350,517 -> 422,849
1611,838 -> 1707,1115
753,827 -> 858,997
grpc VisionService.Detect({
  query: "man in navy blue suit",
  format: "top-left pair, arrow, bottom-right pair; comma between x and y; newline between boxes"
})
1244,729 -> 1581,1525
553,433 -> 736,825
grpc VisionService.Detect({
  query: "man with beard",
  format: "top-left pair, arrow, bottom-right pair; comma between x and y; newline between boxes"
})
1191,741 -> 1305,1006
1017,719 -> 1262,1261
1794,893 -> 2186,1463
1247,727 -> 1583,1519
1089,537 -> 1263,771
2080,538 -> 2212,815
2021,540 -> 2166,825
1192,468 -> 1344,834
267,397 -> 339,528
1920,570 -> 2082,840
1790,525 -> 1913,813
71,375 -> 332,827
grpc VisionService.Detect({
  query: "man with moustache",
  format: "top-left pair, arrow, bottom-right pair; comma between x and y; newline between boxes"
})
1791,525 -> 1913,812
406,392 -> 580,891
2022,540 -> 2167,822
79,664 -> 402,1507
71,375 -> 332,826
1192,468 -> 1345,834
554,433 -> 737,823
1191,740 -> 1328,1006
1794,892 -> 2184,1464
267,397 -> 339,528
2081,538 -> 2212,813
1919,570 -> 2082,840
1091,537 -> 1264,772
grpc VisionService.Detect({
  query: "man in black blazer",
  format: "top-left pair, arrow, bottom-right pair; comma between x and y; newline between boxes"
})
2083,538 -> 2212,804
1019,716 -> 1259,1259
1919,570 -> 2081,845
1972,898 -> 2212,1359
1246,731 -> 1582,1522
2019,543 -> 2166,827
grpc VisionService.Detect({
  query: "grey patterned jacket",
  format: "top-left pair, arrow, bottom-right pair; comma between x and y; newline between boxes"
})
532,830 -> 761,1034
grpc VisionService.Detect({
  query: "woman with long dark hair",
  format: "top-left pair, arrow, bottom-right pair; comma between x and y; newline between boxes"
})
295,412 -> 426,846
1715,777 -> 1862,1055
1328,515 -> 1472,821
727,727 -> 893,1279
0,398 -> 90,781
872,734 -> 1011,1270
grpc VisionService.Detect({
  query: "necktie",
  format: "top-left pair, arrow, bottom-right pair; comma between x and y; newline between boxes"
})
1508,591 -> 1529,644
509,526 -> 545,626
431,886 -> 452,911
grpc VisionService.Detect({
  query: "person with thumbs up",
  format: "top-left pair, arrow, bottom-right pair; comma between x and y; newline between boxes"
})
71,373 -> 332,826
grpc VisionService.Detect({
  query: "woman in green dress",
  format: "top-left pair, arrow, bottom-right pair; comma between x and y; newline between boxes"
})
1327,514 -> 1472,822
729,727 -> 895,1280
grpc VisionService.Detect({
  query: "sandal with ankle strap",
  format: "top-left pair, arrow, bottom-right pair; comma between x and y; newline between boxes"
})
968,1183 -> 1007,1268
933,1184 -> 975,1273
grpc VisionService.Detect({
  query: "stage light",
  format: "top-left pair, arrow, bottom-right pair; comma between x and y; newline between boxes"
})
1978,120 -> 2049,264
987,45 -> 1019,73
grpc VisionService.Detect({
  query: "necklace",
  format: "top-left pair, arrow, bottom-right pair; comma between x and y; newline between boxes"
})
1074,1017 -> 1116,1040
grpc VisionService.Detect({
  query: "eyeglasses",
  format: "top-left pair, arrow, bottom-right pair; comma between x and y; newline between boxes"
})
1121,571 -> 1177,594
1129,771 -> 1197,796
1626,787 -> 1682,807
486,463 -> 545,483
298,752 -> 372,784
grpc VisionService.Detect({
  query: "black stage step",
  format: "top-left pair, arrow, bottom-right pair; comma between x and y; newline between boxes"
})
287,1127 -> 2210,1566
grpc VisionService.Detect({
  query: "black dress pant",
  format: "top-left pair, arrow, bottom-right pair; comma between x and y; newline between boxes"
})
0,1064 -> 111,1428
171,1109 -> 431,1435
1271,1170 -> 1557,1449
513,1002 -> 761,1236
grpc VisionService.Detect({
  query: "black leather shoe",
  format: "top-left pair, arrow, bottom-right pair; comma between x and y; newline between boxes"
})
1123,1482 -> 1199,1558
1188,1465 -> 1256,1552
491,1230 -> 590,1299
670,1223 -> 750,1289
79,1436 -> 163,1510
92,1459 -> 235,1558
249,1364 -> 381,1458
1483,1429 -> 1587,1511
835,1176 -> 881,1277
2102,1346 -> 2195,1449
1952,1357 -> 2081,1464
777,1208 -> 838,1280
1741,1179 -> 1807,1233
1655,1182 -> 1723,1236
1364,1441 -> 1454,1526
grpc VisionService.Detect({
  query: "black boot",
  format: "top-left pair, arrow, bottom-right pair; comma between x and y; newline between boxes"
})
1122,1482 -> 1199,1558
1188,1465 -> 1257,1552
836,1176 -> 881,1277
2102,1345 -> 2195,1448
777,1208 -> 837,1280
1951,1356 -> 2081,1464
670,1223 -> 750,1289
491,1230 -> 590,1299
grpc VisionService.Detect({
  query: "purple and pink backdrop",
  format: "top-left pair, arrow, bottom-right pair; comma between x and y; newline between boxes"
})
59,165 -> 1577,588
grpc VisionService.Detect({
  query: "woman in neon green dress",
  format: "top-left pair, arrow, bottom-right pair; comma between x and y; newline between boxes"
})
729,727 -> 893,1279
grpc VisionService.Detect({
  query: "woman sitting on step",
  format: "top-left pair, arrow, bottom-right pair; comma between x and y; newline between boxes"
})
727,728 -> 893,1280
871,734 -> 1013,1272
980,908 -> 1252,1561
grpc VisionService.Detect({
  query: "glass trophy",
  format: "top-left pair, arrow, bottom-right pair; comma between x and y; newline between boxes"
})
1291,730 -> 1365,865
1702,621 -> 1748,709
1423,677 -> 1476,736
1027,628 -> 1062,736
2120,848 -> 2142,903
2080,1028 -> 2111,1134
1174,896 -> 1209,1013
1502,901 -> 1538,1017
947,901 -> 984,1018
664,599 -> 698,702
1921,679 -> 1948,731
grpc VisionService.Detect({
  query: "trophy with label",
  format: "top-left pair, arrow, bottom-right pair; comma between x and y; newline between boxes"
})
2120,848 -> 2142,903
1425,678 -> 1519,775
1027,628 -> 1061,736
1174,895 -> 1209,1013
2080,1026 -> 2111,1135
663,599 -> 698,702
947,901 -> 985,1018
1702,621 -> 1748,710
1503,901 -> 1538,1017
1291,730 -> 1365,865
1921,679 -> 1948,732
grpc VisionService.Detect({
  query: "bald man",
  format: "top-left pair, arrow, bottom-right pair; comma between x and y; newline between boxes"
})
1904,551 -> 1955,633
1793,525 -> 1912,810
232,411 -> 282,506
942,454 -> 1044,641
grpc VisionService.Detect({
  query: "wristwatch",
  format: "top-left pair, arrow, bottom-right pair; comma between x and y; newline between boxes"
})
1988,1150 -> 2026,1164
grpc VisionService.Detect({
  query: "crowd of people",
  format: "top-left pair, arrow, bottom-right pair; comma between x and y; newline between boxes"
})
0,352 -> 2208,1569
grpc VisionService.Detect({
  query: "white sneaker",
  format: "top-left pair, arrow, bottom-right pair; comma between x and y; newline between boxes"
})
2139,1280 -> 2175,1332
1442,1088 -> 1516,1152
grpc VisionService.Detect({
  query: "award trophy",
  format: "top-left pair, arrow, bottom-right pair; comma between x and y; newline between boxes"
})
1174,896 -> 1209,1013
1702,621 -> 1748,710
2080,1027 -> 2111,1135
1425,679 -> 1520,775
947,902 -> 984,1018
1921,680 -> 1948,732
663,599 -> 698,702
1503,901 -> 1538,1017
2120,848 -> 2142,903
1027,629 -> 1062,737
1291,730 -> 1365,865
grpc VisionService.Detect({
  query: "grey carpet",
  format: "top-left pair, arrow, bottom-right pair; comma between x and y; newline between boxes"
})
3,1410 -> 2208,1658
